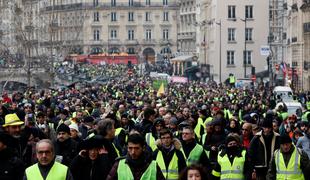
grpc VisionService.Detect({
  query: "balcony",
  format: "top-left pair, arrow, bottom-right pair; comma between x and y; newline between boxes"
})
159,39 -> 173,46
124,39 -> 138,45
177,32 -> 196,40
108,39 -> 122,46
142,39 -> 156,45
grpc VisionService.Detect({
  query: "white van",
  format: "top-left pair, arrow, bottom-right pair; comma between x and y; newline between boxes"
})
273,86 -> 293,100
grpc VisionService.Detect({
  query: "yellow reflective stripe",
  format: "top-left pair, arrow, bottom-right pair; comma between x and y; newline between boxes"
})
112,143 -> 120,157
212,170 -> 220,177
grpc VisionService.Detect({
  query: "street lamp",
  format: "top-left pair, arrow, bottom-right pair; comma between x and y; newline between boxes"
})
240,18 -> 247,78
215,20 -> 222,83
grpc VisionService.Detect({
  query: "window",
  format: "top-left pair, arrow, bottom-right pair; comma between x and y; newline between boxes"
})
163,12 -> 169,21
146,0 -> 150,5
127,48 -> 135,54
163,29 -> 169,40
163,0 -> 168,6
94,12 -> 99,22
128,30 -> 134,40
146,29 -> 152,40
245,5 -> 253,19
93,0 -> 98,6
110,30 -> 117,39
228,5 -> 236,19
145,12 -> 151,21
243,51 -> 252,65
111,0 -> 116,6
129,0 -> 133,6
245,28 -> 253,41
228,28 -> 235,41
227,51 -> 235,65
93,30 -> 100,41
111,12 -> 117,21
128,12 -> 134,21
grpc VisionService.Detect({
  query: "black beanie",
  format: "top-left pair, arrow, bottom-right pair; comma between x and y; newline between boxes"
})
226,134 -> 241,145
57,124 -> 70,134
262,118 -> 273,128
279,135 -> 292,144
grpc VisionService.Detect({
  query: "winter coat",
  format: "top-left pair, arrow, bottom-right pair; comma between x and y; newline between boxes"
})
0,148 -> 24,180
70,154 -> 112,180
296,134 -> 310,158
54,138 -> 79,166
153,138 -> 187,173
249,131 -> 280,177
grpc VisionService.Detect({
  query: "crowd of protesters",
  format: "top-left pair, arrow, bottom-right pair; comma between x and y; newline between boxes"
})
0,64 -> 310,180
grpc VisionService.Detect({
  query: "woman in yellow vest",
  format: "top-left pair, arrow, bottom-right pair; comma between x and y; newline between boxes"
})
212,133 -> 252,180
266,135 -> 310,180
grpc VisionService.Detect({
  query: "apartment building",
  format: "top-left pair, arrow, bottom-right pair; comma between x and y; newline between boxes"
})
37,0 -> 179,63
204,0 -> 269,83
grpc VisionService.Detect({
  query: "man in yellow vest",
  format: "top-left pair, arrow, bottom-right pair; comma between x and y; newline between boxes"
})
24,139 -> 73,180
266,135 -> 310,180
180,126 -> 211,174
229,73 -> 236,88
107,134 -> 165,180
153,129 -> 187,180
212,133 -> 252,180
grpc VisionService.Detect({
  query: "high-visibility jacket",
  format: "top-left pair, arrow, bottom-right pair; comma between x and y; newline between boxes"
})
229,76 -> 236,84
302,111 -> 310,122
194,118 -> 205,142
146,133 -> 157,151
156,151 -> 179,180
181,144 -> 204,165
275,147 -> 305,180
215,150 -> 246,179
117,159 -> 157,180
25,162 -> 68,180
307,101 -> 310,110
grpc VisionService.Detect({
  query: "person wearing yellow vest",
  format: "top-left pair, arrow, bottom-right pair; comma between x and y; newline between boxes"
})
229,73 -> 236,88
153,129 -> 187,180
24,139 -> 73,180
266,135 -> 310,180
180,126 -> 212,174
212,134 -> 252,180
146,118 -> 165,151
107,134 -> 165,180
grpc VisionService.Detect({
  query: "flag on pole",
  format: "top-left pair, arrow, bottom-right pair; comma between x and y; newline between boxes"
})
157,82 -> 165,97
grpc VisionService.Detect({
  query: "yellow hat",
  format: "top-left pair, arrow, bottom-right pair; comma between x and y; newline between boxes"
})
3,114 -> 24,127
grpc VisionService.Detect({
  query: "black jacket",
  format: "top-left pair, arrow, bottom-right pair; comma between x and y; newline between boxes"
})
249,131 -> 280,177
0,148 -> 24,180
54,138 -> 79,166
70,154 -> 112,180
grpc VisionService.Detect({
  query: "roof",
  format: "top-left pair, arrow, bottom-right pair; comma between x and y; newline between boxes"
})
170,55 -> 193,62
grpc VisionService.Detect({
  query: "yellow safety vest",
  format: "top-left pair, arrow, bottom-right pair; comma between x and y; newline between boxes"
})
217,150 -> 246,180
194,118 -> 205,142
275,147 -> 305,180
117,159 -> 157,180
307,101 -> 310,110
229,76 -> 236,83
115,128 -> 124,136
146,133 -> 157,151
25,162 -> 68,180
181,144 -> 204,165
156,151 -> 179,180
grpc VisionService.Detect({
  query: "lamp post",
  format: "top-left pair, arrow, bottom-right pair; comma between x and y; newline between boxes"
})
240,18 -> 247,78
215,20 -> 222,83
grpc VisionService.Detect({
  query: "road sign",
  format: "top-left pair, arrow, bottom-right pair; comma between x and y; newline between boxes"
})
251,75 -> 256,81
260,46 -> 270,56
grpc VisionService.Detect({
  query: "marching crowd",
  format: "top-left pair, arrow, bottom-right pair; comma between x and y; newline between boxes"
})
0,65 -> 310,180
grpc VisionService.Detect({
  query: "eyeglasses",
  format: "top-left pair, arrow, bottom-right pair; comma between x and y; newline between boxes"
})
242,129 -> 249,132
182,132 -> 192,135
160,136 -> 171,140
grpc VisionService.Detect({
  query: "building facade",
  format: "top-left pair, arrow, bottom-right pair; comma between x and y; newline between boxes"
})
286,0 -> 310,90
204,0 -> 269,83
38,0 -> 179,64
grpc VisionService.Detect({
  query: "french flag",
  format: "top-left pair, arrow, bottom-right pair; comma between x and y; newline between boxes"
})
280,62 -> 287,77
